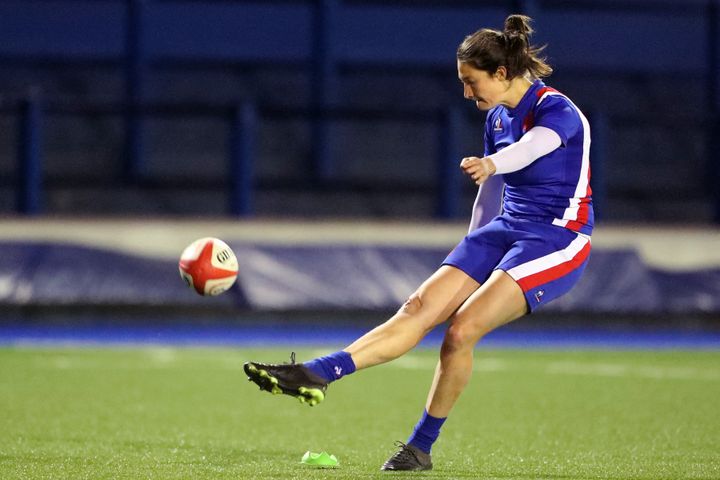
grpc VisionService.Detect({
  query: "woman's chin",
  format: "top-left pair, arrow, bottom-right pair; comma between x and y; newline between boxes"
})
475,100 -> 490,110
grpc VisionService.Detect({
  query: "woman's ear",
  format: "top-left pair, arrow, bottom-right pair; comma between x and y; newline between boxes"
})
494,66 -> 508,81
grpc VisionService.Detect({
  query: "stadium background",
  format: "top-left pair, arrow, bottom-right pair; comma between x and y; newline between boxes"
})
0,2 -> 719,478
1,0 -> 718,328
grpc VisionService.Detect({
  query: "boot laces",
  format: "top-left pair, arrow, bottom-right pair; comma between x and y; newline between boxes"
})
390,441 -> 421,465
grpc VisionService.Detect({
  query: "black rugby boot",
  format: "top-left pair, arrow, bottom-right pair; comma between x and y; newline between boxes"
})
244,352 -> 328,406
381,441 -> 433,471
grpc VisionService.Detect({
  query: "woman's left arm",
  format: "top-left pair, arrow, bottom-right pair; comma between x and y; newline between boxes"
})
460,126 -> 562,184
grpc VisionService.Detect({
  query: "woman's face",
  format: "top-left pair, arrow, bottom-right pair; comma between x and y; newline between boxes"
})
457,61 -> 507,110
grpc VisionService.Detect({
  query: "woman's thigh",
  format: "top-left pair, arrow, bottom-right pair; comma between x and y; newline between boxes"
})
444,269 -> 528,347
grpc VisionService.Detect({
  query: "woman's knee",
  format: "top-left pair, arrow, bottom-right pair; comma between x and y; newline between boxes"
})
442,317 -> 488,354
399,293 -> 423,316
394,292 -> 445,339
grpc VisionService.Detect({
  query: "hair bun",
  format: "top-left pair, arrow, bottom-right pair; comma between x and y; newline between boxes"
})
504,14 -> 534,38
456,14 -> 552,80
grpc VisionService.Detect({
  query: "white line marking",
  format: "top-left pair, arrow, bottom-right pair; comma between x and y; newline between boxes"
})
391,356 -> 509,372
390,356 -> 720,381
546,361 -> 720,381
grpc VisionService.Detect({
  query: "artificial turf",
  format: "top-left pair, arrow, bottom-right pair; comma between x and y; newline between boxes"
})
1,347 -> 718,479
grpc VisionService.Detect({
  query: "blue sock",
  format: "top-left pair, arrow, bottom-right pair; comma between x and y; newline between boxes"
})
304,351 -> 356,383
408,410 -> 447,454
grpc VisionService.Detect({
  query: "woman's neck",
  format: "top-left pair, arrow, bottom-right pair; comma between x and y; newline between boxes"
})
500,76 -> 534,109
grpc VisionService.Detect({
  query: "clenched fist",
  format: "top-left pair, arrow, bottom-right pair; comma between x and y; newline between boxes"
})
460,156 -> 497,185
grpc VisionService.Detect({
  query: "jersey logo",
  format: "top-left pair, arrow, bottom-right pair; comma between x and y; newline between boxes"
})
493,117 -> 503,132
534,289 -> 545,303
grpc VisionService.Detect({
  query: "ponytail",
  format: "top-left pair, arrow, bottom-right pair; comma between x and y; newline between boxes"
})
457,14 -> 552,79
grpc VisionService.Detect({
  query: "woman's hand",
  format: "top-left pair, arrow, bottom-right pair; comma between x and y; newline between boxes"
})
460,156 -> 497,185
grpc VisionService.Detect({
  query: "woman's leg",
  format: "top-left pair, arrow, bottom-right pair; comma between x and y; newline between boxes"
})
425,269 -> 527,418
380,269 -> 527,470
243,265 -> 482,406
344,265 -> 481,370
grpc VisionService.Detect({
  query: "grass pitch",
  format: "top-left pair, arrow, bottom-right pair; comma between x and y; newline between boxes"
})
1,347 -> 718,479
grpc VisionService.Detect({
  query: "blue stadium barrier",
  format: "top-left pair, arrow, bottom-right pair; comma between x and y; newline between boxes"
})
3,319 -> 719,348
1,240 -> 718,314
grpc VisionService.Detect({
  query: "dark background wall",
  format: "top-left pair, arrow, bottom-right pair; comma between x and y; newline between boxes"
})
0,0 -> 716,222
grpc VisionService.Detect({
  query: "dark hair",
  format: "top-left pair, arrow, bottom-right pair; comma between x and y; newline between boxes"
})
457,14 -> 552,79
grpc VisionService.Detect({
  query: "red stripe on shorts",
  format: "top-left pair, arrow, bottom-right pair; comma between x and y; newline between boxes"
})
516,240 -> 591,291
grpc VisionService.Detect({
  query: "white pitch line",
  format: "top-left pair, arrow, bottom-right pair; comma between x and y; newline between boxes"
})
146,347 -> 179,364
391,356 -> 509,372
390,356 -> 720,382
545,361 -> 720,381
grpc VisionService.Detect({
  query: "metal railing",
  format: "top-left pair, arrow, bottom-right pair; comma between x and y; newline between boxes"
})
8,95 -> 473,218
4,0 -> 720,221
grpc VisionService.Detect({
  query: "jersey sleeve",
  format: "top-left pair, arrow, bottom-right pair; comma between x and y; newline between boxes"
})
490,126 -> 562,174
534,96 -> 580,146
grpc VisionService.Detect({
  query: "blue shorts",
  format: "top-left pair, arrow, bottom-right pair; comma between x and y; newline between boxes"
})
443,215 -> 591,312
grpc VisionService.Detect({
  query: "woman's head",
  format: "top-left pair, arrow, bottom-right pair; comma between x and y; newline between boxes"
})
456,15 -> 552,109
457,14 -> 551,80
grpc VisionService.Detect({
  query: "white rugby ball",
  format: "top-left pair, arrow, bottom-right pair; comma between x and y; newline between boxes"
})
178,237 -> 238,296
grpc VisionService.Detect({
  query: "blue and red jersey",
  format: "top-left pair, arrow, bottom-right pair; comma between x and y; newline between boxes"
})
485,79 -> 593,235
